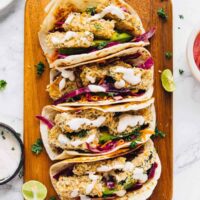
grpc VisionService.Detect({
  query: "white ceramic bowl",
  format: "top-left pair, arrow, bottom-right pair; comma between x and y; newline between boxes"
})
187,24 -> 200,82
0,0 -> 15,17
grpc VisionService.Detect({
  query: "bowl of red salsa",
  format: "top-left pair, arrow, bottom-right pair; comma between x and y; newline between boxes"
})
187,25 -> 200,81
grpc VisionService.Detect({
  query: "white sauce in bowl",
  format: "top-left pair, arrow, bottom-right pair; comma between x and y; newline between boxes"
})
0,126 -> 22,182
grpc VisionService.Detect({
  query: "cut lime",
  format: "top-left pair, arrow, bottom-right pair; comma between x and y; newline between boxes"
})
22,180 -> 47,200
161,69 -> 176,92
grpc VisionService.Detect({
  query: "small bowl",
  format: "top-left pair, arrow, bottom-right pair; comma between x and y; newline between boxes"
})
0,122 -> 24,185
187,24 -> 200,82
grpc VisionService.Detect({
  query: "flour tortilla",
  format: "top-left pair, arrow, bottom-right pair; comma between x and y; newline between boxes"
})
40,98 -> 155,160
50,139 -> 161,200
49,47 -> 154,106
39,0 -> 146,67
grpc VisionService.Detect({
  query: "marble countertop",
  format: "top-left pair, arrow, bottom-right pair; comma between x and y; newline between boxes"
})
0,0 -> 200,199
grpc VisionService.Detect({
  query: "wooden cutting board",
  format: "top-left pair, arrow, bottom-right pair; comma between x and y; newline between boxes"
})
24,0 -> 173,199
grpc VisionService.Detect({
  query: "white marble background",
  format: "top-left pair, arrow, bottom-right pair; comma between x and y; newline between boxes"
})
0,0 -> 200,199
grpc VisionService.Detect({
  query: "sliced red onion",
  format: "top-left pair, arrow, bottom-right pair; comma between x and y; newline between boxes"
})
106,41 -> 121,48
121,6 -> 129,13
130,90 -> 145,97
55,21 -> 65,26
58,54 -> 68,59
36,115 -> 54,129
134,28 -> 156,42
131,183 -> 143,191
54,86 -> 91,105
54,84 -> 130,105
148,162 -> 158,179
107,181 -> 115,189
86,141 -> 117,153
136,57 -> 154,69
122,52 -> 141,61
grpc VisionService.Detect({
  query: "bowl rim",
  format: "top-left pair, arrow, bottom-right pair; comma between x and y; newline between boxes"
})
0,122 -> 24,185
187,24 -> 200,82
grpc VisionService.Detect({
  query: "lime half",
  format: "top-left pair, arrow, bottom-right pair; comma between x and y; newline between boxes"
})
161,69 -> 176,92
22,180 -> 47,200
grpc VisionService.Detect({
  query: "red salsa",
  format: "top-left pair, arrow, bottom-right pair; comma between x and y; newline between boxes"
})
193,32 -> 200,69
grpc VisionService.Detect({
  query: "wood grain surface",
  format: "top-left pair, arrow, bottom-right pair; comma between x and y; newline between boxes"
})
24,0 -> 173,199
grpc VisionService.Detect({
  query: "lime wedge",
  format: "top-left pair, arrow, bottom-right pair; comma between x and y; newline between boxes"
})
22,180 -> 47,200
161,69 -> 176,92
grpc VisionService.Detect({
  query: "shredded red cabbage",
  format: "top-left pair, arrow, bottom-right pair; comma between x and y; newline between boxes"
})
36,115 -> 54,129
58,54 -> 68,59
148,162 -> 158,179
106,181 -> 115,189
106,41 -> 121,48
122,52 -> 141,60
86,141 -> 117,153
136,57 -> 154,69
131,183 -> 143,191
134,28 -> 156,42
54,84 -> 130,105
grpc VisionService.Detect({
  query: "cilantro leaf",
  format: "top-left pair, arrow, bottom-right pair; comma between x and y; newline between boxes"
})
31,138 -> 43,155
157,8 -> 168,20
86,7 -> 96,15
0,80 -> 7,90
179,69 -> 184,75
151,127 -> 166,139
179,14 -> 184,19
49,197 -> 56,200
97,41 -> 108,50
165,52 -> 173,59
35,62 -> 45,76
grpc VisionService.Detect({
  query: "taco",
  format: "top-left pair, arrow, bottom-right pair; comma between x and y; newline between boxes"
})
47,47 -> 154,106
50,139 -> 161,200
39,0 -> 155,68
37,98 -> 155,160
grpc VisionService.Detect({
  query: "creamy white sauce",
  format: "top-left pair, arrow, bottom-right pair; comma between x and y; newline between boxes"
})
114,66 -> 142,85
133,168 -> 148,183
117,114 -> 144,133
88,85 -> 106,93
64,31 -> 78,41
59,78 -> 66,91
114,79 -> 126,89
0,128 -> 21,181
65,13 -> 75,24
60,69 -> 75,81
51,37 -> 61,45
67,116 -> 105,131
71,189 -> 79,198
124,161 -> 135,171
80,195 -> 91,200
89,5 -> 125,21
115,190 -> 127,197
86,75 -> 96,83
58,134 -> 96,147
86,173 -> 99,194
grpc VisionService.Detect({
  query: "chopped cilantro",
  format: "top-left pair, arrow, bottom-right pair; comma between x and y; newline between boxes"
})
130,141 -> 137,148
97,41 -> 108,50
179,14 -> 184,19
165,52 -> 173,59
66,130 -> 88,139
1,131 -> 6,140
157,8 -> 168,20
94,23 -> 102,30
0,80 -> 7,90
49,197 -> 56,200
86,7 -> 96,15
31,138 -> 43,155
179,69 -> 184,75
151,127 -> 166,139
35,62 -> 45,76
